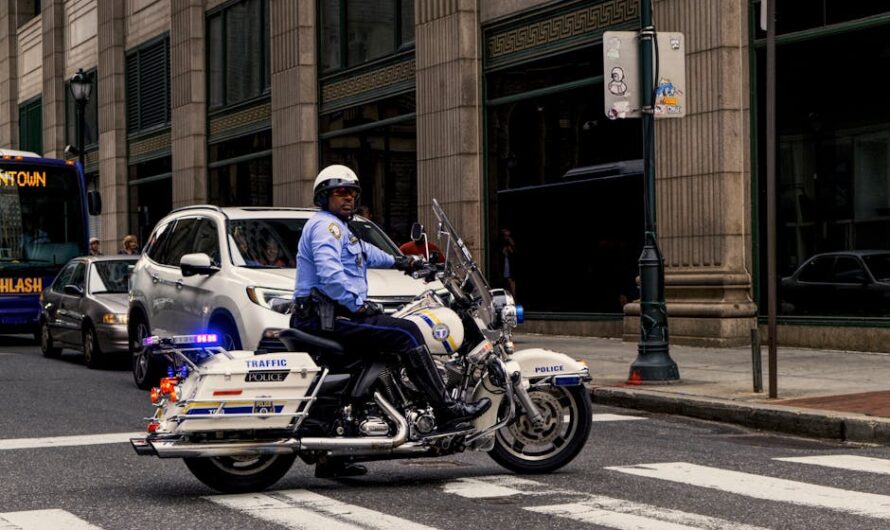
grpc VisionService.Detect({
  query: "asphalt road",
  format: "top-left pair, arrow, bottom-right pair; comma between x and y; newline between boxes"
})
3,336 -> 890,530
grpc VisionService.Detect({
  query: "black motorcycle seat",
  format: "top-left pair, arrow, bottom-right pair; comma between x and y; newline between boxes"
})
278,328 -> 344,356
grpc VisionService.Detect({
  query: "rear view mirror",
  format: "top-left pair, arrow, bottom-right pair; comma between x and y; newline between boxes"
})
410,223 -> 424,242
181,253 -> 220,277
64,284 -> 84,297
87,191 -> 102,216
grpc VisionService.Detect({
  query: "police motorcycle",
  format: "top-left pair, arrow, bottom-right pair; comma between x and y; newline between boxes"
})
130,199 -> 592,493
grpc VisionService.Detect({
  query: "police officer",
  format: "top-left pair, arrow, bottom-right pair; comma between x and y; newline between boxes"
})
292,164 -> 491,478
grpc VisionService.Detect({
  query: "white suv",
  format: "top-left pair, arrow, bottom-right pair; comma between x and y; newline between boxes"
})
128,205 -> 427,389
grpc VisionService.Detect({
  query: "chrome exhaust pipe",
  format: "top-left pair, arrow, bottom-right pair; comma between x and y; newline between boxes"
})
142,437 -> 302,458
137,392 -> 408,459
300,392 -> 408,453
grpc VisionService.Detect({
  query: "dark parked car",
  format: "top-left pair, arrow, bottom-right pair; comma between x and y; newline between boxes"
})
780,251 -> 890,316
40,255 -> 137,367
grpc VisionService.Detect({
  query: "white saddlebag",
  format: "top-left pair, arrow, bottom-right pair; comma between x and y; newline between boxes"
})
154,349 -> 322,434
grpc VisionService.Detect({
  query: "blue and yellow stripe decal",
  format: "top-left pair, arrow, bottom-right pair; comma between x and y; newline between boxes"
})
415,310 -> 458,353
184,401 -> 284,415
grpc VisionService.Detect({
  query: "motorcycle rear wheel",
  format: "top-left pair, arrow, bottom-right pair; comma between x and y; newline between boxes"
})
184,454 -> 297,493
488,385 -> 591,474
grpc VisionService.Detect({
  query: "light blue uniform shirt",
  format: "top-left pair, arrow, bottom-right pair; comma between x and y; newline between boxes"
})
295,210 -> 395,312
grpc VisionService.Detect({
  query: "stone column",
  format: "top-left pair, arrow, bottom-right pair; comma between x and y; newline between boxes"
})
97,0 -> 128,252
41,0 -> 65,157
416,0 -> 484,259
270,0 -> 316,207
623,0 -> 756,347
0,1 -> 17,149
170,0 -> 206,208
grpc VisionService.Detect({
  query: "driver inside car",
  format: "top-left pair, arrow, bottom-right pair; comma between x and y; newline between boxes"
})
291,164 -> 492,478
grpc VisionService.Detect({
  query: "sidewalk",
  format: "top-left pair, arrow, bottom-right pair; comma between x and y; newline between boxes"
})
515,332 -> 890,444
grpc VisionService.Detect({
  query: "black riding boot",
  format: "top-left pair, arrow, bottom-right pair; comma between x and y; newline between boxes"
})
314,457 -> 367,479
404,345 -> 491,431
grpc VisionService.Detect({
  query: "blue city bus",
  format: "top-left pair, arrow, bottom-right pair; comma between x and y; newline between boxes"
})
0,149 -> 100,339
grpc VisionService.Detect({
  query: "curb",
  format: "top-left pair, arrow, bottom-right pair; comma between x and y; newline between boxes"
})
589,386 -> 890,445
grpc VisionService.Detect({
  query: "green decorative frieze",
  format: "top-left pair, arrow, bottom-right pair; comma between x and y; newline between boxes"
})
486,0 -> 639,66
209,102 -> 272,137
322,59 -> 416,105
128,131 -> 171,159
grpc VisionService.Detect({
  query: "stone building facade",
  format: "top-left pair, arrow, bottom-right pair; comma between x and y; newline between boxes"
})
2,0 -> 890,351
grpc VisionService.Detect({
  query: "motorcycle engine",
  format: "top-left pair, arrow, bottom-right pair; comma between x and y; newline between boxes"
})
406,407 -> 436,439
359,417 -> 391,436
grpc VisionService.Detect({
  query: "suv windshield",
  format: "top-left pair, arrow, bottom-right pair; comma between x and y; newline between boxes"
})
227,217 -> 400,268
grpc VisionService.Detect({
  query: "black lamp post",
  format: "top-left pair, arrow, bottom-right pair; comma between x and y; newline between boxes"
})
69,68 -> 93,171
628,0 -> 679,383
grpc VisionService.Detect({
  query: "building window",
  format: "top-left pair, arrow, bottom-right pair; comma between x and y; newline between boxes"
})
319,0 -> 415,72
65,68 -> 99,150
319,94 -> 416,242
208,131 -> 273,206
126,36 -> 171,134
207,0 -> 270,110
18,97 -> 42,154
485,48 -> 642,315
756,22 -> 890,319
754,1 -> 889,38
128,156 -> 172,248
15,0 -> 40,27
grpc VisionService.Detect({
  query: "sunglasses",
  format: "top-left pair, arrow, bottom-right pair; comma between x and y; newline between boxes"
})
331,187 -> 358,198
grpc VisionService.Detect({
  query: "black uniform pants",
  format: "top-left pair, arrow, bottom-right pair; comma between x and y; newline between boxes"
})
290,312 -> 424,357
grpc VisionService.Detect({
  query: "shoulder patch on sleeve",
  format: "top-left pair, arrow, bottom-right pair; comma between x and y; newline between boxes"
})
328,223 -> 342,240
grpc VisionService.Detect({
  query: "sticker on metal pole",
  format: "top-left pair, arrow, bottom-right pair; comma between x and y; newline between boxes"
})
603,31 -> 686,119
603,31 -> 641,119
654,33 -> 686,118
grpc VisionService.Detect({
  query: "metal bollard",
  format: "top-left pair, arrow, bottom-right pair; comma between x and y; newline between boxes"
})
751,328 -> 763,393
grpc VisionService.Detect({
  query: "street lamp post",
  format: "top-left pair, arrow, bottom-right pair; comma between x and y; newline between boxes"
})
69,68 -> 93,172
628,0 -> 680,383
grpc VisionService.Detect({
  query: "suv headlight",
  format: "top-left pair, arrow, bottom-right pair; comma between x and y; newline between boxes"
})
246,286 -> 294,310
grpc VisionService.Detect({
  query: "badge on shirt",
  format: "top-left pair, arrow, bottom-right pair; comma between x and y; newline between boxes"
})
355,254 -> 363,267
328,223 -> 341,240
348,235 -> 358,244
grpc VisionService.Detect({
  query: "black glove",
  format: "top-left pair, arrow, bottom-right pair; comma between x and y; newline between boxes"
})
357,301 -> 384,316
393,255 -> 423,272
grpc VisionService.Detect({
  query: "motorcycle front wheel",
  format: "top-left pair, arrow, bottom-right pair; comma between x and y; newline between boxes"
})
184,454 -> 297,493
489,385 -> 591,474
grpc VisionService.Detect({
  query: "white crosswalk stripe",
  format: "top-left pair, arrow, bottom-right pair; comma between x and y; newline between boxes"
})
607,462 -> 890,520
204,489 -> 438,530
774,454 -> 890,475
0,432 -> 143,451
441,475 -> 767,530
592,413 -> 646,422
527,501 -> 767,530
0,509 -> 104,529
10,454 -> 890,529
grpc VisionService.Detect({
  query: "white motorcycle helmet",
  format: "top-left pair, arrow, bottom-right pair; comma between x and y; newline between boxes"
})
313,164 -> 361,208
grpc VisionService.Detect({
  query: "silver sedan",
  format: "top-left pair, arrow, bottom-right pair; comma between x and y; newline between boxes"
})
39,255 -> 137,368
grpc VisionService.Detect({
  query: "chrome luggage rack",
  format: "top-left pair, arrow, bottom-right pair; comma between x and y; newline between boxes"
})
144,334 -> 328,432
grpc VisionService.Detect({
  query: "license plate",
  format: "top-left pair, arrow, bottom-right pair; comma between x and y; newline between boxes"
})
253,401 -> 274,414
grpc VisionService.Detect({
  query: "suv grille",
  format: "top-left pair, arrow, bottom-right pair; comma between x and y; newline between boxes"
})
368,296 -> 415,314
256,296 -> 415,353
257,337 -> 288,353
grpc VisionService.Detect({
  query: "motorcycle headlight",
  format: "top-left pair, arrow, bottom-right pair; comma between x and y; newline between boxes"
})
490,289 -> 519,328
501,304 -> 518,328
246,286 -> 294,310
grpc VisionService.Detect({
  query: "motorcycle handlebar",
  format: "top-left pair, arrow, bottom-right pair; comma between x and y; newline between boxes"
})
411,263 -> 441,282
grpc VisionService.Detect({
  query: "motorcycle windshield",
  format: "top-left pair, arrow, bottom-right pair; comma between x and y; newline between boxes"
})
431,199 -> 495,327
